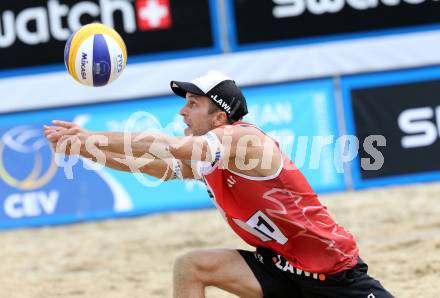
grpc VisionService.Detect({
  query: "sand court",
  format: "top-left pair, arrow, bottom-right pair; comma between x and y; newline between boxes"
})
1,182 -> 439,298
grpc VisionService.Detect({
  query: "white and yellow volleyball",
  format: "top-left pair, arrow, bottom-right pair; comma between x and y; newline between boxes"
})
64,23 -> 127,87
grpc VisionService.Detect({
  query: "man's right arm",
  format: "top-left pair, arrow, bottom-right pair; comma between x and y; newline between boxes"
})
80,149 -> 196,180
44,121 -> 197,180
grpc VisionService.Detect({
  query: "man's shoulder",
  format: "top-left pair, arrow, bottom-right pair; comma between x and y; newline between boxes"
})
210,122 -> 263,138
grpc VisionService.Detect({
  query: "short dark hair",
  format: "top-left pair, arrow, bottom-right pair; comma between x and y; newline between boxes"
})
207,100 -> 235,124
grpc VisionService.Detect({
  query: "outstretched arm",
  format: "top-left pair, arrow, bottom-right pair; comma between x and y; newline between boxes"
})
45,119 -> 282,178
81,149 -> 196,180
45,120 -> 213,162
44,122 -> 197,180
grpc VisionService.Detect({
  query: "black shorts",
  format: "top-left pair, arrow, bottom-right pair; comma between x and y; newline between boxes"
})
238,247 -> 394,298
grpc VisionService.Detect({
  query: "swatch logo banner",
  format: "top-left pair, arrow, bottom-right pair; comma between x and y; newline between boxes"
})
272,0 -> 431,18
0,0 -> 171,48
0,0 -> 213,70
350,79 -> 440,179
232,0 -> 440,46
0,123 -> 132,226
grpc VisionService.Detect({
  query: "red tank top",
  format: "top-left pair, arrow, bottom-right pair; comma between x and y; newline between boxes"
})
201,122 -> 358,274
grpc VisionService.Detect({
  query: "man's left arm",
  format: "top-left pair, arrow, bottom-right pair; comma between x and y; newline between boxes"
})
47,120 -> 216,162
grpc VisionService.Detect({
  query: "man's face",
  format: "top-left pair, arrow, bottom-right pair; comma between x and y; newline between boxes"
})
179,93 -> 217,136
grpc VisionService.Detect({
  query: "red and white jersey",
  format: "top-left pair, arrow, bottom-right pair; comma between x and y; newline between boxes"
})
197,122 -> 359,274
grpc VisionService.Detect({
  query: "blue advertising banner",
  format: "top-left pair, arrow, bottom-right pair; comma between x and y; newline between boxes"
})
341,66 -> 440,189
0,121 -> 129,228
0,78 -> 344,229
0,96 -> 211,229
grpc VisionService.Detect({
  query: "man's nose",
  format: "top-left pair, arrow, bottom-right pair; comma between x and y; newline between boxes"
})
179,105 -> 187,116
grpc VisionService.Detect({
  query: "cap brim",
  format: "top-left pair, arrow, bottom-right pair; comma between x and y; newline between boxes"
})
170,81 -> 206,98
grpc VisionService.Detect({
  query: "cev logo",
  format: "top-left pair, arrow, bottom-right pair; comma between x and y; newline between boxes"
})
0,126 -> 59,219
0,126 -> 57,190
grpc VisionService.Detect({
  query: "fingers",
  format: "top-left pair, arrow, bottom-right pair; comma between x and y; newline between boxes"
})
46,127 -> 78,142
52,120 -> 77,129
44,125 -> 66,137
43,122 -> 83,156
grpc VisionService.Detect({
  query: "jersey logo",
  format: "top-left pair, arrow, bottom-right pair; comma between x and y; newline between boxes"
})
226,175 -> 236,188
273,254 -> 326,281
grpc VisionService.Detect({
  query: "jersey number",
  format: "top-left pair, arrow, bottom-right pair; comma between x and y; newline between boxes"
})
245,211 -> 288,245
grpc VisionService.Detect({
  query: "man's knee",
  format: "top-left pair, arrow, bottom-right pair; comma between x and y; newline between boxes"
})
174,251 -> 201,280
173,249 -> 219,284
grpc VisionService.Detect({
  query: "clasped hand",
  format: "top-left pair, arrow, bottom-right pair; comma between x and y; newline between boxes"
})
44,120 -> 89,155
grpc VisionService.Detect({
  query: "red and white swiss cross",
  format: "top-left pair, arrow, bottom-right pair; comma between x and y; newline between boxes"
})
135,0 -> 172,31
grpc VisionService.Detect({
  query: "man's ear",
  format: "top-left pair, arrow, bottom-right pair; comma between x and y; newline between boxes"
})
212,111 -> 228,126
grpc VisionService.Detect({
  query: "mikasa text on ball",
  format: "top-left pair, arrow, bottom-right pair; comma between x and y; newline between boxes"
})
64,23 -> 127,87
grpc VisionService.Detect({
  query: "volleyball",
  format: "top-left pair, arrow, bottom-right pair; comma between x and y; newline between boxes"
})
64,23 -> 127,87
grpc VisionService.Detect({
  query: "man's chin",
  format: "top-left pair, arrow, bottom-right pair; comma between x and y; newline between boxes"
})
184,127 -> 194,136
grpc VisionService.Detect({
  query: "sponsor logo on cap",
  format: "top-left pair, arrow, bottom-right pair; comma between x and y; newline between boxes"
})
210,94 -> 232,114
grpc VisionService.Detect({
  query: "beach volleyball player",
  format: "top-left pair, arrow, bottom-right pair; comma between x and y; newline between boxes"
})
44,71 -> 393,298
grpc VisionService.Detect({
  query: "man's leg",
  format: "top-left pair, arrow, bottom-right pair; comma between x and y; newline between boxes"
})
173,248 -> 263,298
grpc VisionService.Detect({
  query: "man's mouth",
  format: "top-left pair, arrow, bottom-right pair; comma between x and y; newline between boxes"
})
183,121 -> 193,135
183,119 -> 191,128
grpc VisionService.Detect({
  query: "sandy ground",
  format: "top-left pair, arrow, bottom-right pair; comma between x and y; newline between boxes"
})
0,182 -> 439,298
